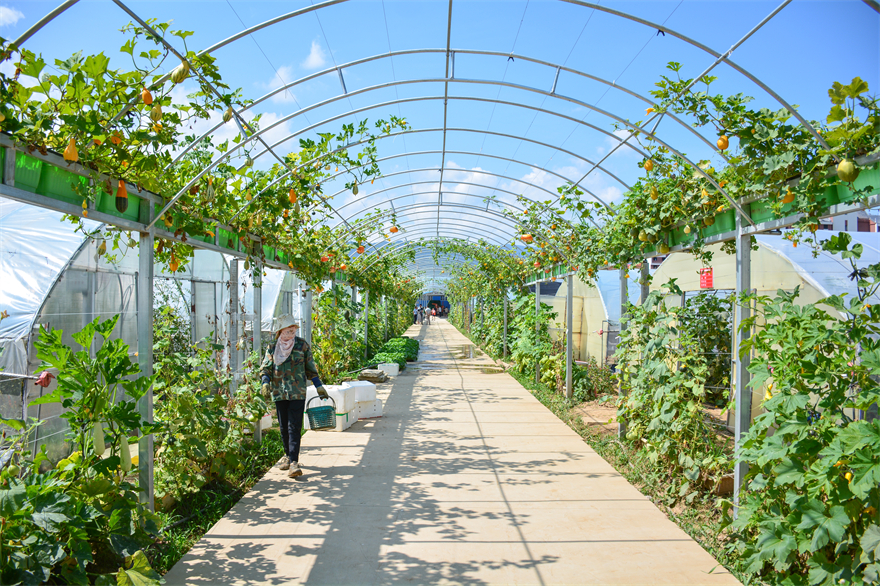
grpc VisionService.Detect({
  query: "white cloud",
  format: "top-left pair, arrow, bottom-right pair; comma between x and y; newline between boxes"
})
0,6 -> 24,27
300,40 -> 328,70
262,64 -> 298,104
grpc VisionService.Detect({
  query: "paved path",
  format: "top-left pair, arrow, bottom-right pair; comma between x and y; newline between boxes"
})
164,319 -> 739,585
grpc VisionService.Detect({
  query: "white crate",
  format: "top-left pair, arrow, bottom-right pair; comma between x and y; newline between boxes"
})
343,380 -> 377,402
379,363 -> 399,377
259,413 -> 272,429
357,399 -> 383,420
305,384 -> 356,413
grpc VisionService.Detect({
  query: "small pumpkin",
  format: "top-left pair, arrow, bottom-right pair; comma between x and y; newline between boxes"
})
63,137 -> 78,162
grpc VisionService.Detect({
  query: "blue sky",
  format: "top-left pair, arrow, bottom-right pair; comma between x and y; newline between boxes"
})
1,1 -> 878,287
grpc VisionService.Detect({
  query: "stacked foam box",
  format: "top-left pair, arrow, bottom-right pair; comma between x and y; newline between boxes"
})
378,363 -> 399,377
343,381 -> 383,420
303,384 -> 357,431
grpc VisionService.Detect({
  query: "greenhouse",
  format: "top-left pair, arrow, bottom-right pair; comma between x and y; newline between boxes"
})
0,0 -> 878,584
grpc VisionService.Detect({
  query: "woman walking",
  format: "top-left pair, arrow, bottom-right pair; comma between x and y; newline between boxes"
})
260,315 -> 327,478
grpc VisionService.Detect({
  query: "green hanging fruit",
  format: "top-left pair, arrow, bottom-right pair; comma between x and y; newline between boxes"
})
352,184 -> 359,196
638,231 -> 648,242
150,104 -> 163,122
658,243 -> 670,254
92,422 -> 106,456
223,106 -> 234,124
120,440 -> 132,472
837,159 -> 859,183
170,60 -> 190,84
244,156 -> 254,168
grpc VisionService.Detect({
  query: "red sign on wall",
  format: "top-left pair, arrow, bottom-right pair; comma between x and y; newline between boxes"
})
699,267 -> 713,289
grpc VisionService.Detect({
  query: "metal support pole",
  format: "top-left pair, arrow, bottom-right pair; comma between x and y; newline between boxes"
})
734,212 -> 753,516
503,294 -> 508,358
253,259 -> 262,444
535,280 -> 541,385
364,290 -> 370,361
383,295 -> 388,342
351,285 -> 358,343
640,262 -> 650,304
136,199 -> 155,511
565,273 -> 573,399
229,259 -> 240,384
190,280 -> 197,345
303,289 -> 313,345
617,268 -> 628,438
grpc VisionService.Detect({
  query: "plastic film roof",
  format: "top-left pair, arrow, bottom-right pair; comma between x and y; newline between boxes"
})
7,0 -> 880,292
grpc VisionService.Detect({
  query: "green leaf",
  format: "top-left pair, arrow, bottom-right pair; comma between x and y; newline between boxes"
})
32,511 -> 69,532
841,77 -> 869,98
861,524 -> 880,561
0,481 -> 27,517
826,105 -> 847,124
0,417 -> 26,430
796,500 -> 849,552
772,457 -> 804,487
117,550 -> 162,586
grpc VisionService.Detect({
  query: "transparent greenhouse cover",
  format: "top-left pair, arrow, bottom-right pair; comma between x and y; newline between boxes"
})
756,233 -> 880,305
0,198 -> 98,374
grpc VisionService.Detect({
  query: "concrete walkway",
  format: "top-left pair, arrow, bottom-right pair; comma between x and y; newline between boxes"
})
164,319 -> 740,585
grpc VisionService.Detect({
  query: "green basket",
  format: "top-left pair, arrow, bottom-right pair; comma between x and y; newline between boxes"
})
306,396 -> 337,430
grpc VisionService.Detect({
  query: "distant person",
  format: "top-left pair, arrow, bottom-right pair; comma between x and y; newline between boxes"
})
413,304 -> 419,324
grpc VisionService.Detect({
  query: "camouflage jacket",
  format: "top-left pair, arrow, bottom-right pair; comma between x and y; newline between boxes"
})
259,337 -> 320,401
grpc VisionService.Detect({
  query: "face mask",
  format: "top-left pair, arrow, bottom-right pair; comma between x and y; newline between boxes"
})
279,327 -> 297,341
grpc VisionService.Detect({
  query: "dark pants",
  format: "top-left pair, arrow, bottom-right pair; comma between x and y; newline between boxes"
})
275,399 -> 306,462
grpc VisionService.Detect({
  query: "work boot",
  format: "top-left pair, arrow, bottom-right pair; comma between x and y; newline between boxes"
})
288,462 -> 303,478
277,456 -> 290,470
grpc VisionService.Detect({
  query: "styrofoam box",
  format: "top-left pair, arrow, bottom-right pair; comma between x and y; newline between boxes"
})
305,384 -> 356,414
259,413 -> 272,429
302,409 -> 355,432
357,399 -> 383,419
342,380 -> 377,402
378,362 -> 399,377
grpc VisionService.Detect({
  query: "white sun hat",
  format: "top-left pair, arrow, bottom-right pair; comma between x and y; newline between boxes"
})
273,314 -> 300,334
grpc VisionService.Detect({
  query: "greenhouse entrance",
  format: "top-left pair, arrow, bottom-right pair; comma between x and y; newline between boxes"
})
164,318 -> 738,585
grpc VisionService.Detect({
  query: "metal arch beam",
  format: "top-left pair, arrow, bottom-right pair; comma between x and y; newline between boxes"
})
438,0 -> 455,240
327,196 -> 572,266
358,236 -> 526,282
328,200 -> 570,264
367,220 -> 514,247
226,91 -> 636,218
11,0 -> 80,48
19,1 -> 833,165
248,89 -> 643,185
343,199 -> 524,233
361,212 -> 518,242
559,0 -> 834,157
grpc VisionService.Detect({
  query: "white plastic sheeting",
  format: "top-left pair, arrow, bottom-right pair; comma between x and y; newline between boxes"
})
0,199 -> 96,374
755,233 -> 880,306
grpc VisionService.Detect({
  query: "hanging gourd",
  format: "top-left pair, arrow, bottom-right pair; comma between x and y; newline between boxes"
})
150,104 -> 163,122
92,422 -> 105,456
244,156 -> 254,168
717,135 -> 729,151
141,87 -> 153,105
115,180 -> 128,213
223,106 -> 234,124
63,137 -> 78,162
357,245 -> 365,254
352,184 -> 359,196
120,440 -> 132,472
288,189 -> 298,204
170,60 -> 190,84
390,226 -> 399,233
643,159 -> 654,172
